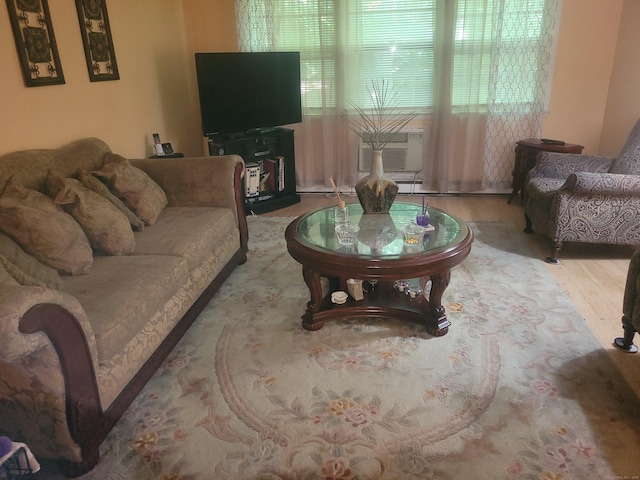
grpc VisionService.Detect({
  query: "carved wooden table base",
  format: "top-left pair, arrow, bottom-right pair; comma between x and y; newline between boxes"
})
301,267 -> 452,336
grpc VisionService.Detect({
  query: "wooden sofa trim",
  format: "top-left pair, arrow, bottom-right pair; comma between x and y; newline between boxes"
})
233,162 -> 249,250
19,303 -> 102,473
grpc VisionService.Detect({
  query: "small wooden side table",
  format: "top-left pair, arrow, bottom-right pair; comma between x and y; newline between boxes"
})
509,138 -> 584,203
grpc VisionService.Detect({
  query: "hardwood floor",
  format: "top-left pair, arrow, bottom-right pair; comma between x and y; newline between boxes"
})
261,193 -> 640,397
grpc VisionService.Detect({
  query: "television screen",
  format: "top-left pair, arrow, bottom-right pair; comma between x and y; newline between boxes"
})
195,52 -> 302,136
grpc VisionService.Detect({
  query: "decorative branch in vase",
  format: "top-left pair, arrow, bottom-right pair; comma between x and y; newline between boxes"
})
345,80 -> 417,213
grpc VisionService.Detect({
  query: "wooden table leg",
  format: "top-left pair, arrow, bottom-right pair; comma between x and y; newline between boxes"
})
301,265 -> 324,330
422,270 -> 452,336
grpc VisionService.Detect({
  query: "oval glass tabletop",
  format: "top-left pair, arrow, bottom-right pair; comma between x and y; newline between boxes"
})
294,202 -> 465,258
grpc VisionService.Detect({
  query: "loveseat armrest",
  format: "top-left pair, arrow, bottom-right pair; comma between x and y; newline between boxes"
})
528,152 -> 613,180
560,171 -> 640,197
131,155 -> 248,248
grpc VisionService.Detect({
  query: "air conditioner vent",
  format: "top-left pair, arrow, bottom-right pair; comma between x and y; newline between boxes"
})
358,130 -> 425,172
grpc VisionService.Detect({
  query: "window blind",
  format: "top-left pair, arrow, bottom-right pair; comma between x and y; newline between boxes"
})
243,0 -> 549,112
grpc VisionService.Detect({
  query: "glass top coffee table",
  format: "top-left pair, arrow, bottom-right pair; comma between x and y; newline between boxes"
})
284,201 -> 474,336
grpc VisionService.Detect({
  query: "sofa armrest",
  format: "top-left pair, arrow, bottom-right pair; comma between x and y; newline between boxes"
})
528,152 -> 613,180
0,286 -> 97,366
131,155 -> 243,207
0,286 -> 102,463
560,172 -> 640,197
131,155 -> 248,249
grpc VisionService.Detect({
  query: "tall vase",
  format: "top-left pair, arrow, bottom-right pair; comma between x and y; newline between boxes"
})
355,149 -> 398,214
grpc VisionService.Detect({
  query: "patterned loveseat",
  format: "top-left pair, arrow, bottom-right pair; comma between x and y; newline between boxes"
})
523,119 -> 640,263
0,138 -> 248,476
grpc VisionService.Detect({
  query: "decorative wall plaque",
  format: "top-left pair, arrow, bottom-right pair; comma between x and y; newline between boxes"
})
6,0 -> 65,87
75,0 -> 119,81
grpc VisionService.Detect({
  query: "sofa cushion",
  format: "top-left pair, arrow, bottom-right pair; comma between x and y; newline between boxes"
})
46,171 -> 135,256
93,154 -> 167,226
0,232 -> 63,288
0,178 -> 93,275
62,254 -> 189,363
78,172 -> 145,232
132,206 -> 238,270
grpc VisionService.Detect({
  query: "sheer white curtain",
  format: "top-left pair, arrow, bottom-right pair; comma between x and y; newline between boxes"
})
482,1 -> 560,191
235,0 -> 559,193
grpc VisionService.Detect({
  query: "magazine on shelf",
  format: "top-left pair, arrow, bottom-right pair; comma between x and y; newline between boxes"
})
263,158 -> 276,191
277,156 -> 285,192
263,157 -> 285,192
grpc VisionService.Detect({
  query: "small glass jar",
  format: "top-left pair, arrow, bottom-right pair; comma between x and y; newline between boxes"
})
400,221 -> 426,246
335,223 -> 359,245
335,205 -> 349,224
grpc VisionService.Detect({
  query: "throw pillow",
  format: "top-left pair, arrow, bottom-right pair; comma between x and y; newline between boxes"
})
0,232 -> 64,288
46,170 -> 136,256
78,171 -> 145,231
93,153 -> 168,225
0,177 -> 93,275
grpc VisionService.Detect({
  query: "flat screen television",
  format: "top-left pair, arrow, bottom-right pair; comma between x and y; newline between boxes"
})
195,51 -> 302,136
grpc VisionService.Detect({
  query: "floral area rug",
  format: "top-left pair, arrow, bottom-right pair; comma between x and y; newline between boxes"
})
68,217 -> 640,480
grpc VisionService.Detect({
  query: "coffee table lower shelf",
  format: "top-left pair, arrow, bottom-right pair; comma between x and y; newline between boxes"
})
302,280 -> 451,337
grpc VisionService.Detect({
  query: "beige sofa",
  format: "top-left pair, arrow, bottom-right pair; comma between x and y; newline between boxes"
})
0,138 -> 248,476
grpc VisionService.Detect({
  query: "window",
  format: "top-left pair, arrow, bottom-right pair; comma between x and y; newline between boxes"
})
236,0 -> 559,193
238,0 -> 551,112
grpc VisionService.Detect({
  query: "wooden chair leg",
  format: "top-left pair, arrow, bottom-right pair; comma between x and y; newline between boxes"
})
613,315 -> 638,353
522,216 -> 562,264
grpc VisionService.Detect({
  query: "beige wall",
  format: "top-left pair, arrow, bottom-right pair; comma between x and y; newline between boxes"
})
183,0 -> 238,53
541,0 -> 623,154
181,0 -> 238,154
0,0 -> 201,158
600,0 -> 640,157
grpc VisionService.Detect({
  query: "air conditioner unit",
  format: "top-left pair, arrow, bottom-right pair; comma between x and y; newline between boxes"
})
358,129 -> 425,173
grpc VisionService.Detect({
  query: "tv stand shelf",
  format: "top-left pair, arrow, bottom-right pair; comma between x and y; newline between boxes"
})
207,128 -> 300,215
